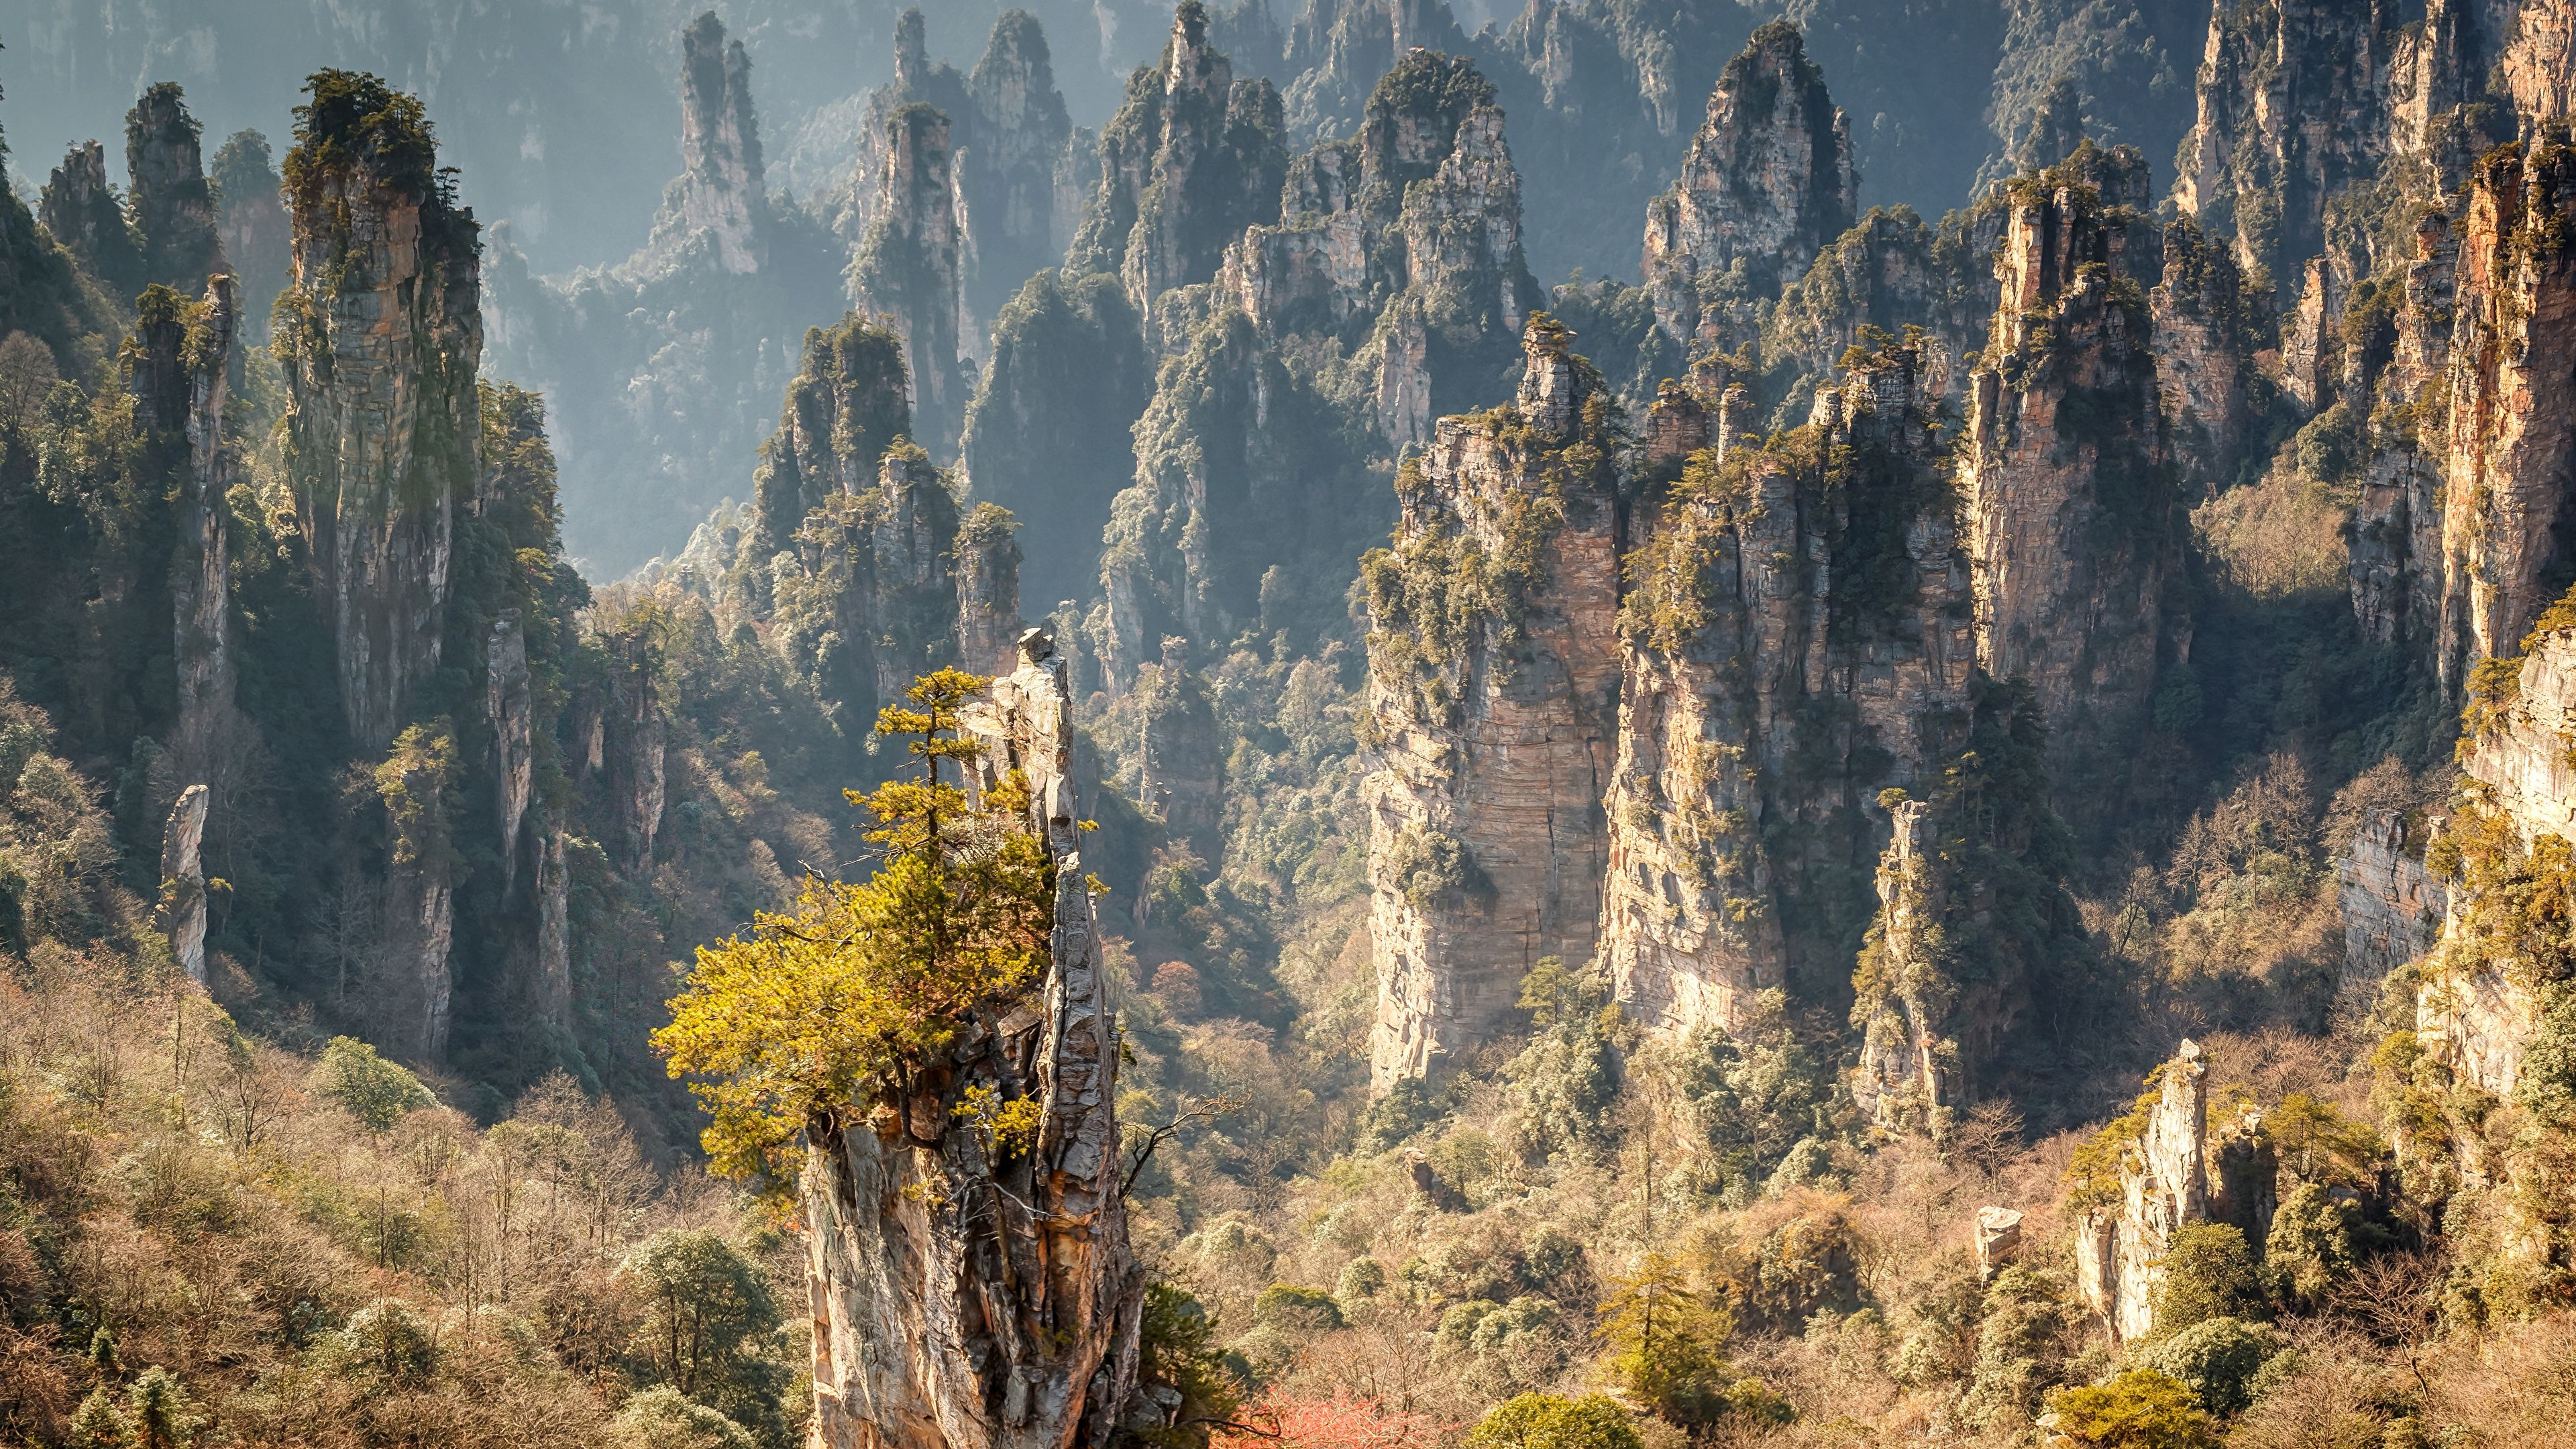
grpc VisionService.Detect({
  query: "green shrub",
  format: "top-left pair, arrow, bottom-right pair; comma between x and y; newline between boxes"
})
2045,1369 -> 2216,1448
1252,1283 -> 1343,1334
2154,1224 -> 2262,1331
316,1038 -> 436,1134
1467,1393 -> 1645,1449
610,1387 -> 757,1449
2130,1316 -> 2279,1415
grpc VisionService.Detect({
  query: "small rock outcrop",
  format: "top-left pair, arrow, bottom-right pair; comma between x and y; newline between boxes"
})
644,11 -> 770,276
1358,317 -> 1621,1085
157,784 -> 211,985
2074,1040 -> 2275,1343
126,84 -> 227,294
1640,21 -> 1856,347
802,632 -> 1144,1449
276,73 -> 484,752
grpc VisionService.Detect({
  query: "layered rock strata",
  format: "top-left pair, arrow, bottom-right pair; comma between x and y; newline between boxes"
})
803,630 -> 1142,1449
1602,344 -> 1974,1038
1640,22 -> 1856,348
2338,808 -> 2447,988
1957,153 -> 2180,786
276,78 -> 484,751
1359,317 -> 1621,1085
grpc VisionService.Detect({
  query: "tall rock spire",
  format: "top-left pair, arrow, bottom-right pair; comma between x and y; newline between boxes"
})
851,103 -> 967,453
277,70 -> 483,752
127,83 -> 227,293
1641,21 -> 1856,347
648,11 -> 769,274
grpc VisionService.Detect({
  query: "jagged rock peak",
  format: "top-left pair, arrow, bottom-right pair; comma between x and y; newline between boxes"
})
277,70 -> 484,753
851,102 -> 966,454
1641,20 -> 1856,347
1070,2 -> 1287,320
1280,0 -> 1472,139
40,140 -> 146,296
127,83 -> 227,293
751,315 -> 913,564
805,644 -> 1144,1449
1360,319 -> 1622,1085
651,11 -> 769,274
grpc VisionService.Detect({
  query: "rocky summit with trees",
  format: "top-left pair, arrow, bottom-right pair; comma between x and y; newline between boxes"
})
6,4 -> 2576,1449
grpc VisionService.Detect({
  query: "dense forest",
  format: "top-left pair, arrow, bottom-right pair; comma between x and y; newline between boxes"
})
1,3 -> 2575,1448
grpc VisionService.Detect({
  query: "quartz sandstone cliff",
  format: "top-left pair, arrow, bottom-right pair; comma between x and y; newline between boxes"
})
276,83 -> 484,753
1359,317 -> 1620,1085
126,85 -> 227,294
2074,1040 -> 2277,1343
1640,22 -> 1856,349
802,633 -> 1142,1449
1957,150 -> 2182,791
851,103 -> 969,453
645,11 -> 770,276
1603,344 -> 1974,1038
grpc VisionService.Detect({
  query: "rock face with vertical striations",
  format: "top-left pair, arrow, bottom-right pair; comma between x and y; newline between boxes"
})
276,74 -> 483,753
1136,637 -> 1225,865
955,502 -> 1026,679
1358,317 -> 1621,1085
157,784 -> 211,986
40,140 -> 145,298
1279,0 -> 1472,142
2171,0 -> 2404,293
851,103 -> 968,453
1956,148 -> 2179,797
132,276 -> 239,790
960,11 -> 1078,321
2076,1040 -> 2212,1343
2339,808 -> 2446,989
126,85 -> 227,294
211,131 -> 291,341
802,630 -> 1143,1449
2427,143 -> 2576,690
1603,342 -> 1976,1040
1069,1 -> 1288,325
486,614 -> 534,893
1640,22 -> 1856,349
645,11 -> 770,276
1218,50 -> 1540,446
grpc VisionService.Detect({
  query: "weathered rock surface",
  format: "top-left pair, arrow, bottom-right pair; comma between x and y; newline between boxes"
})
1136,637 -> 1225,864
277,86 -> 483,753
803,631 -> 1142,1449
2172,0 -> 2404,292
643,11 -> 770,277
851,102 -> 968,453
749,317 -> 916,565
1279,0 -> 1471,142
1957,153 -> 2178,790
1219,50 -> 1538,445
139,276 -> 239,790
1640,22 -> 1856,348
1360,318 -> 1621,1085
40,140 -> 144,297
1603,345 -> 1974,1040
126,85 -> 227,293
2074,1040 -> 2275,1342
2338,808 -> 2447,987
211,131 -> 291,341
1069,3 -> 1287,325
157,784 -> 211,986
955,502 -> 1027,679
486,614 -> 534,892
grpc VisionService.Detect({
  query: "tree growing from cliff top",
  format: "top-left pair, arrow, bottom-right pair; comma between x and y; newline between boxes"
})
655,667 -> 1054,1195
